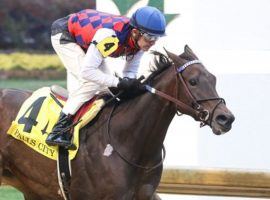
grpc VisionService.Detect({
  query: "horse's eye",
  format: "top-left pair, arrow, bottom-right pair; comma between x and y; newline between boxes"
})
189,79 -> 197,86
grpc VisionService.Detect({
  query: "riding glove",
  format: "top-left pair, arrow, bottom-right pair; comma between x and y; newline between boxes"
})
117,77 -> 145,91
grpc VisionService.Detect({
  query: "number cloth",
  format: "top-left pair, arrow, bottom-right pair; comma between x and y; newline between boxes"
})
95,36 -> 119,57
7,87 -> 104,160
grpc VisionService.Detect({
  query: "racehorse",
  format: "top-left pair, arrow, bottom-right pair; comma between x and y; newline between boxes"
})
0,45 -> 234,200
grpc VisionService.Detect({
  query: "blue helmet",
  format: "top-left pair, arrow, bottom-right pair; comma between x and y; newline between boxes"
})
130,6 -> 166,36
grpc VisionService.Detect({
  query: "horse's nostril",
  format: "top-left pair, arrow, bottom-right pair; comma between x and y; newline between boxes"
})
216,114 -> 235,127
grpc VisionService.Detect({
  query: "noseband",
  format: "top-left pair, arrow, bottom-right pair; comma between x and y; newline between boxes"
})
146,60 -> 225,127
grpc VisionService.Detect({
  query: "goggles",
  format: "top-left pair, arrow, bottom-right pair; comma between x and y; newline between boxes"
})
140,31 -> 160,42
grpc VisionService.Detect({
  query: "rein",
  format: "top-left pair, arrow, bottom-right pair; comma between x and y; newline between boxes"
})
105,103 -> 166,172
145,60 -> 225,127
103,59 -> 224,171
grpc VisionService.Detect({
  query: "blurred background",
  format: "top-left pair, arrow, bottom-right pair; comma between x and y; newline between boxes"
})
0,0 -> 95,50
1,0 -> 270,199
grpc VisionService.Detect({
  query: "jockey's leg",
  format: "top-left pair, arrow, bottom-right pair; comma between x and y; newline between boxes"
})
47,34 -> 112,148
46,75 -> 109,149
45,112 -> 74,147
50,33 -> 85,94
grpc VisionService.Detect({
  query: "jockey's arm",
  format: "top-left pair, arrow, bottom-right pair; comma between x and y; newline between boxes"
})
80,28 -> 119,87
122,50 -> 144,78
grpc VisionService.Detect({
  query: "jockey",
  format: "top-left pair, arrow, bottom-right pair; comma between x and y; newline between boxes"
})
46,6 -> 166,148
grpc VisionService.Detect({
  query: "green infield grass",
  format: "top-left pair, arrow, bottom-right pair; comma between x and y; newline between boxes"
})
0,186 -> 24,200
0,79 -> 66,90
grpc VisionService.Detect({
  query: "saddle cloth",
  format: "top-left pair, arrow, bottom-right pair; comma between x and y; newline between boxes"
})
7,87 -> 105,160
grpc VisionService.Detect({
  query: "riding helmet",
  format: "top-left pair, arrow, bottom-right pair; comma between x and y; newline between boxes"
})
130,6 -> 166,36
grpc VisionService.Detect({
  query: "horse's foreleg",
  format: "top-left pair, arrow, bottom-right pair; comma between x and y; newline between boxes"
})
135,184 -> 162,200
152,192 -> 162,200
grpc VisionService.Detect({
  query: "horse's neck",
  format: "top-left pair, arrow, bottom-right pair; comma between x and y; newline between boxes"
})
113,71 -> 176,160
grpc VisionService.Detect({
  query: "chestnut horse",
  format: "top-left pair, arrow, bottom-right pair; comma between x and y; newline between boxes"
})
0,46 -> 234,200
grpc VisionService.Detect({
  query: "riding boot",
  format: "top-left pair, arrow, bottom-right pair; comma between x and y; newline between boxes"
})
46,112 -> 74,148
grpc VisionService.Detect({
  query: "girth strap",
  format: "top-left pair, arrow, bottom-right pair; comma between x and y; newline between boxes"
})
57,147 -> 72,200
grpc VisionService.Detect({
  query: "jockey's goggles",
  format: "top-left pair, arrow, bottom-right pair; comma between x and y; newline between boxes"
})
140,31 -> 160,42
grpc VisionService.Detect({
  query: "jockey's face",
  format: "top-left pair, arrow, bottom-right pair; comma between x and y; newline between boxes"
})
131,29 -> 157,51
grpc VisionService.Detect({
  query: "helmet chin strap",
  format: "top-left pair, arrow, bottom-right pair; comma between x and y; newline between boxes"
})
134,38 -> 140,50
121,30 -> 141,60
130,31 -> 141,50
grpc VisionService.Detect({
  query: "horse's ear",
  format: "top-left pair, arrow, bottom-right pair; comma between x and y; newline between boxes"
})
184,45 -> 198,59
163,48 -> 183,65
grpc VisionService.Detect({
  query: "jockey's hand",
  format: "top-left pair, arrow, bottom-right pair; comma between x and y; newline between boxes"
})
117,77 -> 145,91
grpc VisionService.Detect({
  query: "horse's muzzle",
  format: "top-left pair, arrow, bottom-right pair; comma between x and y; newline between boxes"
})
212,112 -> 235,135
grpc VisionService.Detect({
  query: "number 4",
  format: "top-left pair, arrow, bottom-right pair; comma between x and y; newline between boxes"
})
104,42 -> 115,52
18,96 -> 46,133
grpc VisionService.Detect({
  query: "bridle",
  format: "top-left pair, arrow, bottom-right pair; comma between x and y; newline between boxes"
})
104,59 -> 225,171
145,59 -> 225,127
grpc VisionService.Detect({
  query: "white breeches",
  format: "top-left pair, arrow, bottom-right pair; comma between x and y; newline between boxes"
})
51,33 -> 110,115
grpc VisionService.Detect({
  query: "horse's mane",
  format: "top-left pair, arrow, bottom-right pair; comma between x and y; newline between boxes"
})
145,48 -> 196,83
145,51 -> 172,83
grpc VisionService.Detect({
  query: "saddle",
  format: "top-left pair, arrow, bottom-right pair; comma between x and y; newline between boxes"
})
50,85 -> 104,125
7,86 -> 105,160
